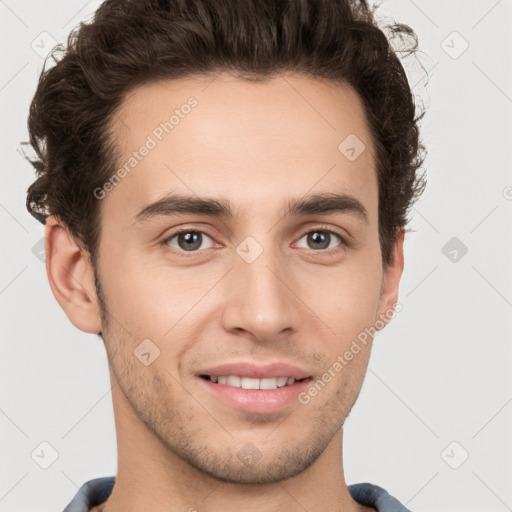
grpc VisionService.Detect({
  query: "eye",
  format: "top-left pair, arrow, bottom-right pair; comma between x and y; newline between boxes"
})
163,230 -> 214,253
295,228 -> 345,252
161,226 -> 347,257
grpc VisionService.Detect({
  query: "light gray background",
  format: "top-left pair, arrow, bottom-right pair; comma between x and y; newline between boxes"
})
1,1 -> 511,511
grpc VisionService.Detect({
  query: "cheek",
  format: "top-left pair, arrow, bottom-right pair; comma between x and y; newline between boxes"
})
307,260 -> 382,338
98,254 -> 222,374
98,245 -> 192,327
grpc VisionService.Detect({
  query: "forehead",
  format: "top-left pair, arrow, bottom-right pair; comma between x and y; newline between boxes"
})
104,73 -> 378,223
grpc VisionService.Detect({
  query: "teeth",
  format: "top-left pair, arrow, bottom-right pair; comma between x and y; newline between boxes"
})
277,377 -> 288,387
226,376 -> 241,387
242,377 -> 260,389
210,376 -> 299,390
260,378 -> 278,390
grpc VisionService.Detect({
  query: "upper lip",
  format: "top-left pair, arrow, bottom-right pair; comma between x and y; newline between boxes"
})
197,362 -> 312,380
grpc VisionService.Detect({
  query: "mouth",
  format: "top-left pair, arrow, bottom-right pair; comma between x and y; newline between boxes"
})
195,362 -> 314,413
197,373 -> 313,414
199,374 -> 312,390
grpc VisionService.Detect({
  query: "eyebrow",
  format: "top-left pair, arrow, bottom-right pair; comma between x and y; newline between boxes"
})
133,192 -> 369,224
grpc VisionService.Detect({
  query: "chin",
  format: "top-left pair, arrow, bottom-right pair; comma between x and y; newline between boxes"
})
178,443 -> 325,485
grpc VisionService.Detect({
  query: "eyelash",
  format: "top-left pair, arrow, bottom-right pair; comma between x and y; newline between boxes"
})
161,225 -> 349,257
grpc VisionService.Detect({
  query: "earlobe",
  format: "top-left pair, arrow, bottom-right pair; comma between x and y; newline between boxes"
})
376,226 -> 405,329
44,216 -> 103,334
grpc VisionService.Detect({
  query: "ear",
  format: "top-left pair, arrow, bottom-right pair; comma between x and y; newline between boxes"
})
375,226 -> 405,329
44,215 -> 103,334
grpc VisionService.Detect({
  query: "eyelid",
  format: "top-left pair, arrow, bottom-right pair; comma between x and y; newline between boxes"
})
298,224 -> 347,240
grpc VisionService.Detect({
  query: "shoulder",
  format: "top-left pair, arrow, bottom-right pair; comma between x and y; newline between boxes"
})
348,482 -> 413,512
62,476 -> 115,512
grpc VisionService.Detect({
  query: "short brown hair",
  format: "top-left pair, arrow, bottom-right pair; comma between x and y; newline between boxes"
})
24,0 -> 427,268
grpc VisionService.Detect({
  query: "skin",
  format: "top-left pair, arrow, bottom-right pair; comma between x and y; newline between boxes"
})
45,73 -> 404,512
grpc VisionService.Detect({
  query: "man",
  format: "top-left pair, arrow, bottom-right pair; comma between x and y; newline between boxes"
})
25,0 -> 427,510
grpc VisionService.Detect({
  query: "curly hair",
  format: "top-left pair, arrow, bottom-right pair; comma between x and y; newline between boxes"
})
24,0 -> 427,269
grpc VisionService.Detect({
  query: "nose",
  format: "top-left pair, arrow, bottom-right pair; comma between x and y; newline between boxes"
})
220,243 -> 301,341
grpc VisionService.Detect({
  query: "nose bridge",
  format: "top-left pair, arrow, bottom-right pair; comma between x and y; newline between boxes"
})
222,234 -> 297,337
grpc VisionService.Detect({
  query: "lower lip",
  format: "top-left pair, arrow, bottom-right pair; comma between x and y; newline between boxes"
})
197,376 -> 313,414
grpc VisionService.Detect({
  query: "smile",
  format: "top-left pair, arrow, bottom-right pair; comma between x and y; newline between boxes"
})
201,375 -> 307,390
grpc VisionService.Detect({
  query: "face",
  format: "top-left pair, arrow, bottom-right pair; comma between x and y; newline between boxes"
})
69,74 -> 403,484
